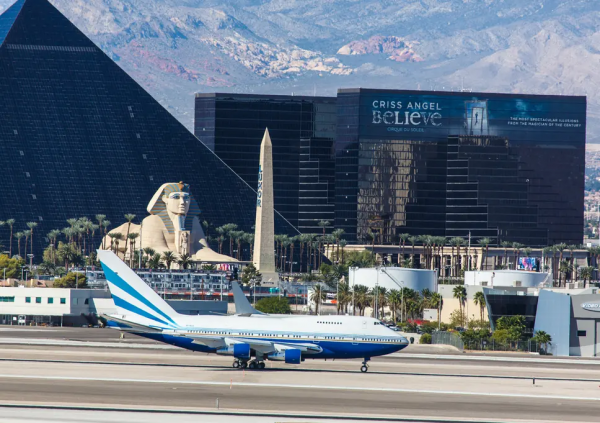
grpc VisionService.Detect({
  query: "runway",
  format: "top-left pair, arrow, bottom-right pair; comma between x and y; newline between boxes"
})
1,327 -> 600,422
1,346 -> 600,422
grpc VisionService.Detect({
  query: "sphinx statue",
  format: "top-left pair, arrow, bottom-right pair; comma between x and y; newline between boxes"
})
100,182 -> 237,265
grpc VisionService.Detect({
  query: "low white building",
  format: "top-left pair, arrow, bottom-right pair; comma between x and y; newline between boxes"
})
0,287 -> 112,326
350,267 -> 436,292
464,270 -> 551,288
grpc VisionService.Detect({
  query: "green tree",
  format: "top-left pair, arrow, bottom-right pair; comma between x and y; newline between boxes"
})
148,253 -> 163,269
177,253 -> 193,270
255,296 -> 291,314
449,309 -> 467,328
429,292 -> 443,328
496,315 -> 526,345
452,285 -> 467,318
419,333 -> 432,344
473,291 -> 486,321
580,266 -> 595,285
5,219 -> 15,257
477,237 -> 491,270
387,289 -> 402,322
352,284 -> 370,316
532,330 -> 552,354
345,250 -> 377,268
26,222 -> 38,257
161,251 -> 176,270
310,284 -> 326,315
53,272 -> 88,288
123,214 -> 136,259
0,253 -> 24,279
241,263 -> 262,286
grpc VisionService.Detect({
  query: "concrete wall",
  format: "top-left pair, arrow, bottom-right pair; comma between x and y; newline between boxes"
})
464,270 -> 551,288
534,290 -> 571,357
350,267 -> 436,293
437,285 -> 488,324
569,294 -> 600,357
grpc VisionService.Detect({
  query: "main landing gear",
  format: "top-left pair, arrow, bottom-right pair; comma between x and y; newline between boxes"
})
232,359 -> 265,370
360,357 -> 370,373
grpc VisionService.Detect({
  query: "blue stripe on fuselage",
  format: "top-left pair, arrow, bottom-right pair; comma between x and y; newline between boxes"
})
129,333 -> 407,359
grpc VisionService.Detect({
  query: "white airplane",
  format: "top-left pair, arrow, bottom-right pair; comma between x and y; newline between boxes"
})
98,250 -> 409,372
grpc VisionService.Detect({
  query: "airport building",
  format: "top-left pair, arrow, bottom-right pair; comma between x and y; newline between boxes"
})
195,93 -> 337,233
0,0 -> 298,258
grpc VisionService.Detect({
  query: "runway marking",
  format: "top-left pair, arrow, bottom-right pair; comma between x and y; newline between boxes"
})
1,358 -> 600,382
0,374 -> 599,402
393,353 -> 600,366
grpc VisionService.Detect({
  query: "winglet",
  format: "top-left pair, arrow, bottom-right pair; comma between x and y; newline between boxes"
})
232,281 -> 264,315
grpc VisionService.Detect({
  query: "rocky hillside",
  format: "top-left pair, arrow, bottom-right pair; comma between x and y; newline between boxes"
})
1,0 -> 599,140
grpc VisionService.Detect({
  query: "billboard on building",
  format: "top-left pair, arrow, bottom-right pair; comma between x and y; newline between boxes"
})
361,91 -> 586,144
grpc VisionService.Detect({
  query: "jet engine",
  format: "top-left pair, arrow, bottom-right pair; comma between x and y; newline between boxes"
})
216,343 -> 251,359
267,348 -> 302,364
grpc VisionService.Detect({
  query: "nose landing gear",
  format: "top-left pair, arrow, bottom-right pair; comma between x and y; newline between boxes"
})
360,357 -> 370,373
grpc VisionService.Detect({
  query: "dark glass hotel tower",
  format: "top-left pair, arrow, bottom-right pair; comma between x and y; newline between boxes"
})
195,94 -> 337,234
0,0 -> 299,257
336,88 -> 586,247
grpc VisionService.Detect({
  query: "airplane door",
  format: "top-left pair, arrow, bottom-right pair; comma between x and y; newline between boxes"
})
361,320 -> 367,332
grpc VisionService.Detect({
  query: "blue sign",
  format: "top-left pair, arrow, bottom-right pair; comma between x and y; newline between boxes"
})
256,165 -> 263,207
360,92 -> 586,145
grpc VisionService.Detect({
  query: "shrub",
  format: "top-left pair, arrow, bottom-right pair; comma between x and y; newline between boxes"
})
420,333 -> 432,344
254,296 -> 291,314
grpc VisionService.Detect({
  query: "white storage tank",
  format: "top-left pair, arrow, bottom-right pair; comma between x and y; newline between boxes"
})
349,267 -> 436,292
464,270 -> 551,288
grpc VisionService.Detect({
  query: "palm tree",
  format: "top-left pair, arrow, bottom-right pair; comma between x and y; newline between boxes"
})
47,229 -> 61,265
580,266 -> 595,286
332,229 -> 345,262
122,214 -> 136,259
318,220 -> 330,237
559,260 -> 571,286
143,247 -> 156,266
221,223 -> 238,257
500,241 -> 511,268
477,238 -> 491,270
177,253 -> 193,269
23,230 -> 31,259
352,284 -> 370,316
429,292 -> 443,329
25,221 -> 37,257
128,233 -> 140,266
387,289 -> 402,322
408,236 -> 418,268
113,232 -> 124,255
449,237 -> 465,277
398,233 -> 410,264
373,286 -> 388,319
101,220 -> 111,249
532,330 -> 552,354
14,231 -> 24,258
310,284 -> 326,315
555,243 -> 567,276
148,253 -> 163,270
162,251 -> 176,270
231,230 -> 245,260
5,219 -> 15,257
452,285 -> 467,323
512,242 -> 524,270
339,239 -> 348,265
473,291 -> 486,321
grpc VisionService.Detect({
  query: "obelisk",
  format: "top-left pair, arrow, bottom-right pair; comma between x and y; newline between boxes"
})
253,128 -> 278,284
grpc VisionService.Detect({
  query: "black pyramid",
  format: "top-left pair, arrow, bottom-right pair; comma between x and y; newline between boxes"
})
0,0 -> 297,258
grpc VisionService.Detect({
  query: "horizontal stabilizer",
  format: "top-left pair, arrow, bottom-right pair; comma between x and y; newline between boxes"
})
102,314 -> 163,333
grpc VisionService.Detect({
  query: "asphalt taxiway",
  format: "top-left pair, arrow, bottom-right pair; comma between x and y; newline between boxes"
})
0,327 -> 599,422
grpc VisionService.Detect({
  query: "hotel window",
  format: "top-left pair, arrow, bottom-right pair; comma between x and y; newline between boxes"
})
577,330 -> 587,337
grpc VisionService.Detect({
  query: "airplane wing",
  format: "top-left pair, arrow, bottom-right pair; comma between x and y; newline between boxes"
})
183,333 -> 321,354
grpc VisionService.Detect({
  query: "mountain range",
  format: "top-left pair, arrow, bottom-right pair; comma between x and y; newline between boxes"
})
2,0 -> 599,141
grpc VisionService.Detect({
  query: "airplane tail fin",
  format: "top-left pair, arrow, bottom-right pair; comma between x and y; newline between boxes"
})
98,250 -> 179,329
232,281 -> 264,315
